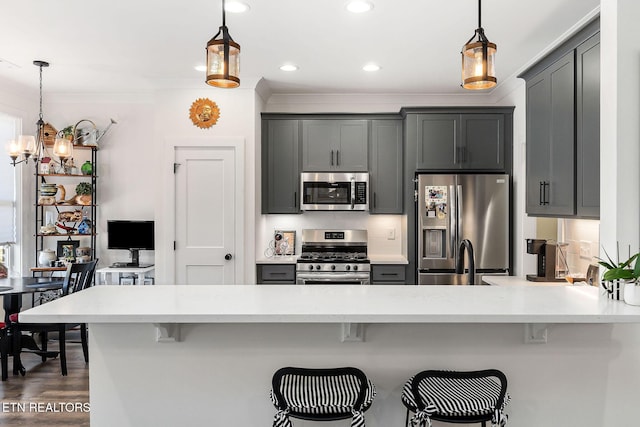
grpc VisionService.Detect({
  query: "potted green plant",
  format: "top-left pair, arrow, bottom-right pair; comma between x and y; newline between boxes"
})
597,245 -> 640,305
74,182 -> 92,205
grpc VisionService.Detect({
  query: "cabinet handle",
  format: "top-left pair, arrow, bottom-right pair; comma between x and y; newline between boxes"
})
294,191 -> 297,207
543,181 -> 550,205
380,273 -> 398,276
336,150 -> 340,166
330,150 -> 334,166
373,192 -> 377,208
539,181 -> 543,205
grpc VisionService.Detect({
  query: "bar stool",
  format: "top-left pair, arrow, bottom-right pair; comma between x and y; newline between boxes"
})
401,369 -> 509,427
270,366 -> 376,427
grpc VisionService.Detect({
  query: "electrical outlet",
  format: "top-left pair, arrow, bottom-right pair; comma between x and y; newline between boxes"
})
579,240 -> 591,259
387,228 -> 396,240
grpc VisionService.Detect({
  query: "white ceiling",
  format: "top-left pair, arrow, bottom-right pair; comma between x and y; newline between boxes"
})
0,0 -> 600,95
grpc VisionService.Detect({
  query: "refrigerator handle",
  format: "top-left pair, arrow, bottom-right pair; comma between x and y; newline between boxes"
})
450,184 -> 456,261
457,185 -> 463,246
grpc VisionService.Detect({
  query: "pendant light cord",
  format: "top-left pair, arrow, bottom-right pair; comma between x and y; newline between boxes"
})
38,64 -> 43,122
222,0 -> 226,28
478,0 -> 482,29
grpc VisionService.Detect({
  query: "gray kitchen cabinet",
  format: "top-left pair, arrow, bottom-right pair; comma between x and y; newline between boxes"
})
371,265 -> 406,284
257,264 -> 296,284
301,120 -> 368,171
414,113 -> 505,171
520,18 -> 599,218
576,34 -> 600,218
524,51 -> 575,216
416,114 -> 458,170
369,119 -> 403,214
460,114 -> 504,170
261,119 -> 300,214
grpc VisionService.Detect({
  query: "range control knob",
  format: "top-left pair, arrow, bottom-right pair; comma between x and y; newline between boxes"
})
308,265 -> 314,271
345,265 -> 351,271
353,265 -> 358,271
315,265 -> 321,270
331,265 -> 336,271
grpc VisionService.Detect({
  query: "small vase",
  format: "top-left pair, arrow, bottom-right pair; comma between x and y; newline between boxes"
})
38,249 -> 56,267
81,161 -> 93,175
601,279 -> 625,300
623,282 -> 640,306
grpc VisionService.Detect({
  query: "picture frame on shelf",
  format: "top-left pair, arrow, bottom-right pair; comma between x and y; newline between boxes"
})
274,230 -> 295,256
57,239 -> 80,262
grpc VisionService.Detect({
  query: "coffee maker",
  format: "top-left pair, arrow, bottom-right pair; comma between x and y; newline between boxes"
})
526,239 -> 567,282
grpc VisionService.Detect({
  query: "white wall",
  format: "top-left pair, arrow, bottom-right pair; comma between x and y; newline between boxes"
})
600,0 -> 640,259
39,84 -> 259,284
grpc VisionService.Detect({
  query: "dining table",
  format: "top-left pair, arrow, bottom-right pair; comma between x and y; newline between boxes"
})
0,276 -> 64,380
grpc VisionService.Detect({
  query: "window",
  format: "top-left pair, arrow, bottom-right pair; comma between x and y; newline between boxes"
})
0,113 -> 19,274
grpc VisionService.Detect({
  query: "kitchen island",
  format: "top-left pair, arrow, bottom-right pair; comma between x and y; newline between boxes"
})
21,285 -> 640,427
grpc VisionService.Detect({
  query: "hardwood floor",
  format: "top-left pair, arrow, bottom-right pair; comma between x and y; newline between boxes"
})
0,333 -> 89,426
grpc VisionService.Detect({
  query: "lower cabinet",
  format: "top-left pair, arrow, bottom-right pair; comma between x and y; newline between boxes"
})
371,265 -> 406,285
257,264 -> 296,284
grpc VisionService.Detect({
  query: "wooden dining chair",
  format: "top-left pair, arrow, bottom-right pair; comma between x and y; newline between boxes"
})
10,260 -> 98,376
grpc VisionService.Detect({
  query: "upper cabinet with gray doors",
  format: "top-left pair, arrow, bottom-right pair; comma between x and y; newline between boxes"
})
301,119 -> 368,171
519,18 -> 599,218
261,119 -> 300,214
402,108 -> 512,172
369,119 -> 403,214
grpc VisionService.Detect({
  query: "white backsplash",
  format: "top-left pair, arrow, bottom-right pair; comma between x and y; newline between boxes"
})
558,218 -> 600,277
258,213 -> 405,259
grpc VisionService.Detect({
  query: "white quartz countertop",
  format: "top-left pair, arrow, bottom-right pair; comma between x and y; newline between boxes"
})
368,254 -> 408,264
255,256 -> 298,264
482,276 -> 570,286
19,284 -> 640,324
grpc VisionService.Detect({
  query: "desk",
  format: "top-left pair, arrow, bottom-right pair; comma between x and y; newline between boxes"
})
96,266 -> 155,285
0,277 -> 64,380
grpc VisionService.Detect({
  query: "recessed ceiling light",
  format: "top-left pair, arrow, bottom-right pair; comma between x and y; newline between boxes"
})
280,64 -> 299,72
346,1 -> 373,13
362,63 -> 380,72
225,1 -> 250,13
194,65 -> 207,72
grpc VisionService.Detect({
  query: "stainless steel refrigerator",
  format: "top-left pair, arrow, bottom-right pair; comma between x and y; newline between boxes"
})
417,174 -> 510,285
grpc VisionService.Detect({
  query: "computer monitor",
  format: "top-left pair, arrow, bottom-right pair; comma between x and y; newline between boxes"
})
107,220 -> 155,267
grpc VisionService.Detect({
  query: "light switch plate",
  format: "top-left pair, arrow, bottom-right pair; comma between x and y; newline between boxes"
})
387,229 -> 395,240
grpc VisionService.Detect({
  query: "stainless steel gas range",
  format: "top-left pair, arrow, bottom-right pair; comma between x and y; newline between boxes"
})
296,229 -> 370,285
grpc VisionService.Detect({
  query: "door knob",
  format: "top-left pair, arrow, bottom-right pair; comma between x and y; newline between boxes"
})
224,253 -> 233,261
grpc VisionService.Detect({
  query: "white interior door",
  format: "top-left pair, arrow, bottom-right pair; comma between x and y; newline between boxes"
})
174,146 -> 236,284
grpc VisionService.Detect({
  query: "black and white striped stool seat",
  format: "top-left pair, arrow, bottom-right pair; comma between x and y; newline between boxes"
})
271,367 -> 376,427
402,370 -> 509,427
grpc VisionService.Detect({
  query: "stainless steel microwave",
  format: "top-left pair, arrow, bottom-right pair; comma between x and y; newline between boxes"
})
300,172 -> 369,211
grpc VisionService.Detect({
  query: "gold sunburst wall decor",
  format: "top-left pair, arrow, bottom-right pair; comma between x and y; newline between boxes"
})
189,98 -> 220,129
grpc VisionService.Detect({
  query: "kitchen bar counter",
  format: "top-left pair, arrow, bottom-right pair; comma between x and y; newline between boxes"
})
20,284 -> 640,324
20,285 -> 640,427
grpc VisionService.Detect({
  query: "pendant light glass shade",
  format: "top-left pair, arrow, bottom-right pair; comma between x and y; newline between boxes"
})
461,34 -> 497,89
205,0 -> 240,88
53,137 -> 73,162
461,0 -> 497,90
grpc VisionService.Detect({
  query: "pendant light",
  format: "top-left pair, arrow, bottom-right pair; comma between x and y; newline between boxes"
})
461,0 -> 497,90
6,60 -> 50,165
206,0 -> 241,88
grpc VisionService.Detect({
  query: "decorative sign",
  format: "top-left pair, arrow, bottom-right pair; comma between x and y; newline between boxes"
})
189,98 -> 220,129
